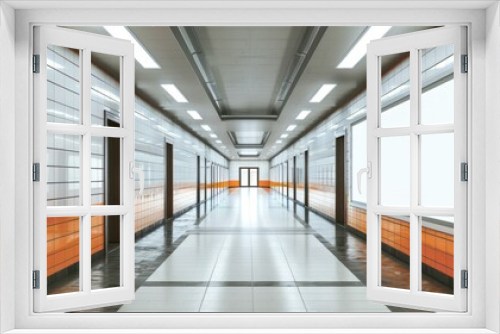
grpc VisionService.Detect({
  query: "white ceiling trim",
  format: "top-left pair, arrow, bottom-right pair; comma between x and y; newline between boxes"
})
5,0 -> 496,10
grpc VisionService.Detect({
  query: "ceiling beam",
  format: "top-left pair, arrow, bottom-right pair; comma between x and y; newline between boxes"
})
272,26 -> 327,116
171,26 -> 226,115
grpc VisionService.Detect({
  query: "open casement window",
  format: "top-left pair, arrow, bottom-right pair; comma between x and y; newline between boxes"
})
33,26 -> 142,312
364,26 -> 467,312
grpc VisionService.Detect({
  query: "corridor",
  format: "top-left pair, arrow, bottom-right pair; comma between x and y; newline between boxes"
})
50,188 -> 450,313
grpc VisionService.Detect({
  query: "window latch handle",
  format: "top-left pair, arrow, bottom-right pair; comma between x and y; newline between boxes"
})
129,161 -> 145,196
357,161 -> 372,194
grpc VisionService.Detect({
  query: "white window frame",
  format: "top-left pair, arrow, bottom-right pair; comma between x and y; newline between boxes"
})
365,26 -> 467,312
33,26 -> 137,312
2,2 -> 497,333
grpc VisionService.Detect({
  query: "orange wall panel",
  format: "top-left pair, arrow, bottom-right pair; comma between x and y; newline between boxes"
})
347,205 -> 454,278
229,180 -> 270,188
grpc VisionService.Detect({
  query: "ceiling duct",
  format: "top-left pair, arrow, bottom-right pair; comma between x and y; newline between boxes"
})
171,27 -> 226,115
273,26 -> 327,115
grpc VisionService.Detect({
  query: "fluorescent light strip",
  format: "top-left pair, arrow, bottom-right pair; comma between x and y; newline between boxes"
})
186,110 -> 202,120
201,125 -> 212,132
276,140 -> 283,144
286,125 -> 297,132
310,84 -> 337,103
296,110 -> 311,120
210,134 -> 218,138
216,140 -> 222,143
280,134 -> 289,139
337,26 -> 392,69
161,84 -> 188,103
103,26 -> 160,69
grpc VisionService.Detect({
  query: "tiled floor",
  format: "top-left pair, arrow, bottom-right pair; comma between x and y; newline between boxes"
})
54,188 -> 452,313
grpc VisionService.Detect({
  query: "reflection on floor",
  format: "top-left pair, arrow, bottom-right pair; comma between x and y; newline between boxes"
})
57,188 -> 452,313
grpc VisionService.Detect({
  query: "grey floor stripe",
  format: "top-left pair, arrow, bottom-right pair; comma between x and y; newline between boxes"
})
142,281 -> 364,288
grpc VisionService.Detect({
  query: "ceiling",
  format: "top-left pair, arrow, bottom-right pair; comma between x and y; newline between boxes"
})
67,25 -> 434,160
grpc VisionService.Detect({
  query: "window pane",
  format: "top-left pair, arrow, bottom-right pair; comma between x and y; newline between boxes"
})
351,120 -> 367,203
380,52 -> 410,128
91,52 -> 121,126
173,148 -> 197,213
47,216 -> 80,295
296,154 -> 306,204
421,133 -> 454,207
250,168 -> 258,187
47,133 -> 81,206
92,215 -> 121,290
91,136 -> 122,206
381,215 -> 410,290
380,136 -> 410,206
420,45 -> 454,125
47,45 -> 81,124
421,216 -> 454,295
240,168 -> 249,186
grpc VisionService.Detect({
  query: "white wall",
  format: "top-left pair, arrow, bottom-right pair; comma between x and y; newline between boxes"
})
229,160 -> 269,181
0,2 -> 16,333
485,2 -> 500,332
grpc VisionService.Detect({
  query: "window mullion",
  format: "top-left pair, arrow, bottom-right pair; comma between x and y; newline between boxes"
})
81,48 -> 92,294
409,48 -> 420,294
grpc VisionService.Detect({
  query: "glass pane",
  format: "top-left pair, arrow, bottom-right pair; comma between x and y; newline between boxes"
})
206,161 -> 212,199
200,158 -> 206,202
173,148 -> 197,213
92,215 -> 121,290
421,133 -> 454,207
241,168 -> 249,186
421,45 -> 454,125
250,168 -> 258,187
380,52 -> 410,128
47,45 -> 81,124
47,133 -> 80,206
380,215 -> 410,290
91,52 -> 121,126
421,216 -> 454,295
91,136 -> 122,206
288,159 -> 294,199
47,216 -> 80,295
296,154 -> 306,203
380,136 -> 410,206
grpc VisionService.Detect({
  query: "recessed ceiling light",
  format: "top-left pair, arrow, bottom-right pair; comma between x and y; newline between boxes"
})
337,26 -> 392,69
276,140 -> 283,144
161,84 -> 188,103
280,134 -> 289,139
296,110 -> 311,120
286,125 -> 297,132
103,26 -> 160,69
210,134 -> 218,138
186,110 -> 202,120
216,140 -> 222,143
310,84 -> 336,103
201,125 -> 211,131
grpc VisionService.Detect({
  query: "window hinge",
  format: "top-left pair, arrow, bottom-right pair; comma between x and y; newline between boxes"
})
461,54 -> 468,73
33,163 -> 40,182
33,54 -> 40,73
461,270 -> 468,289
32,270 -> 40,289
461,162 -> 468,182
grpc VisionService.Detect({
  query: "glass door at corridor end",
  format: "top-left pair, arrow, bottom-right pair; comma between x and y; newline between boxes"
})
240,168 -> 259,187
360,26 -> 467,312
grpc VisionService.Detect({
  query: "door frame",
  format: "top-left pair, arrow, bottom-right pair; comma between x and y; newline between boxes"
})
7,4 -> 493,333
239,167 -> 259,187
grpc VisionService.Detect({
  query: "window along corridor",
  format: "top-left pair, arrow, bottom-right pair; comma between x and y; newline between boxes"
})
47,188 -> 451,313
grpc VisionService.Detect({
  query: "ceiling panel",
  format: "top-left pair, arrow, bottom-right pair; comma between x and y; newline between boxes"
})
66,25 -> 435,161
